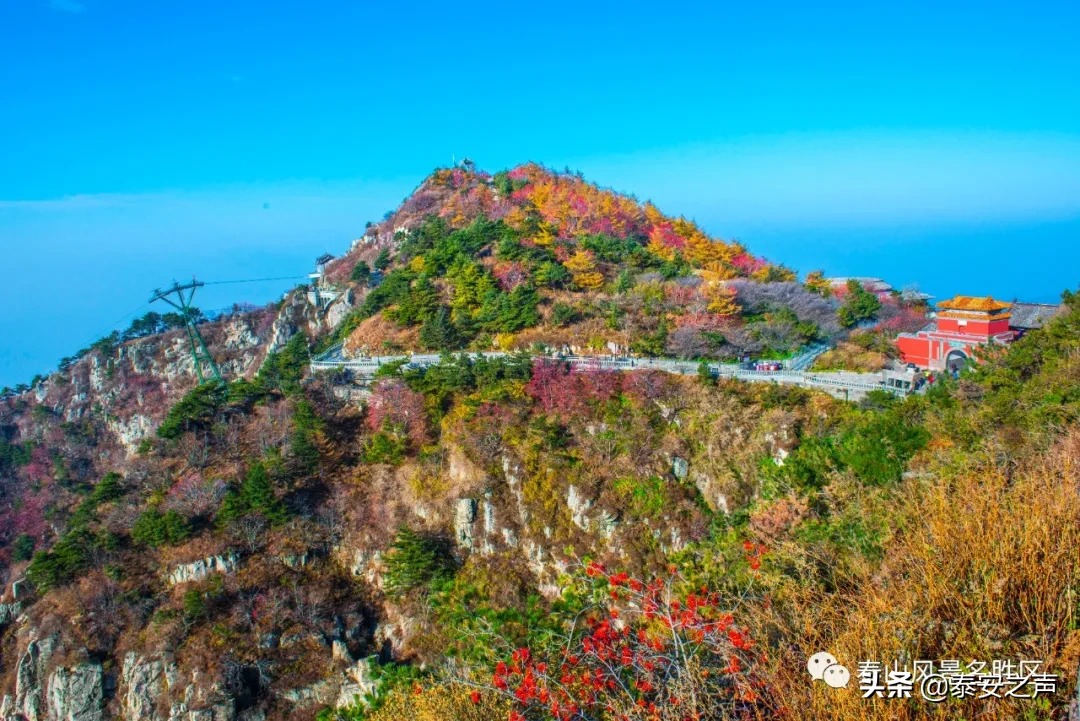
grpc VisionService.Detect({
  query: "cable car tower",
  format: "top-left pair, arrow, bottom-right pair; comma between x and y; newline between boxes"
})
150,278 -> 222,384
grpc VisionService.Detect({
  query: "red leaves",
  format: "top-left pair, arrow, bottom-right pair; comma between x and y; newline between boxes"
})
486,564 -> 763,721
367,379 -> 427,444
527,360 -> 623,419
744,538 -> 769,572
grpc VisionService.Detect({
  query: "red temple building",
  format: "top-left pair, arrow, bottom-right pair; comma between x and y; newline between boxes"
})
896,296 -> 1015,371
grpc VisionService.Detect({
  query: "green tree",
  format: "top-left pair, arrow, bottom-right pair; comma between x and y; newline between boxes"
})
374,248 -> 392,271
365,429 -> 408,465
389,275 -> 439,327
241,461 -> 288,525
382,526 -> 456,596
132,509 -> 190,548
838,279 -> 883,328
614,269 -> 635,294
258,332 -> 309,395
419,306 -> 462,350
551,302 -> 577,327
183,589 -> 208,621
90,471 -> 124,503
534,261 -> 571,288
216,487 -> 247,528
12,533 -> 35,562
291,399 -> 324,473
838,412 -> 929,486
697,361 -> 716,386
350,260 -> 372,285
157,383 -> 228,440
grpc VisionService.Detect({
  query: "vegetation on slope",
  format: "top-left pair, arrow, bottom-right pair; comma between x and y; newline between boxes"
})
323,164 -> 928,363
0,163 -> 1074,721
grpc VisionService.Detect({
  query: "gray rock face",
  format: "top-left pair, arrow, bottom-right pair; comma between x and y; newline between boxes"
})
334,658 -> 379,710
266,292 -> 316,356
672,456 -> 689,480
47,664 -> 103,721
121,653 -> 174,721
167,553 -> 239,586
11,578 -> 29,601
107,413 -> 155,455
454,498 -> 477,549
13,635 -> 56,721
0,602 -> 21,626
566,485 -> 592,531
278,679 -> 336,708
326,290 -> 354,330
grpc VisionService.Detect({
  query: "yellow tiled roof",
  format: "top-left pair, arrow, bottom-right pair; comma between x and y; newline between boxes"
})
937,296 -> 1012,312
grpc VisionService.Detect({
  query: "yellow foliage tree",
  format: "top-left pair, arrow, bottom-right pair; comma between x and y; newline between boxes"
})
573,271 -> 605,291
533,226 -> 556,246
700,261 -> 739,283
751,264 -> 797,283
804,269 -> 831,296
705,284 -> 741,316
562,249 -> 597,274
365,685 -> 509,721
409,256 -> 426,273
646,229 -> 676,262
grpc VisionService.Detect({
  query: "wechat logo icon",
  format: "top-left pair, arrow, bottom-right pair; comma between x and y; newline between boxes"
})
808,651 -> 851,688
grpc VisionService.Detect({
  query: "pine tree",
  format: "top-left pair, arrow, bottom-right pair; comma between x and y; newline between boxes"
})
697,361 -> 716,386
383,526 -> 455,596
91,471 -> 124,503
350,260 -> 371,285
419,306 -> 461,350
374,248 -> 392,271
242,462 -> 288,525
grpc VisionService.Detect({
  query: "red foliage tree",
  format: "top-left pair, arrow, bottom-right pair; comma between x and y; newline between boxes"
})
527,361 -> 621,419
475,563 -> 767,721
165,474 -> 228,517
493,261 -> 529,291
368,379 -> 428,445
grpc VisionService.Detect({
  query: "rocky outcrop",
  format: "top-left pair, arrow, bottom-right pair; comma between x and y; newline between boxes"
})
0,602 -> 21,627
9,635 -> 57,721
454,498 -> 476,550
334,658 -> 378,710
326,290 -> 355,330
221,319 -> 260,351
672,456 -> 689,480
167,553 -> 239,586
47,663 -> 103,721
266,292 -> 318,356
566,485 -> 592,531
107,414 -> 155,455
120,653 -> 174,721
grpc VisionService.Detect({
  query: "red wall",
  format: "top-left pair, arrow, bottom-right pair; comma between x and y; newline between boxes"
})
897,335 -> 932,366
935,316 -> 1010,338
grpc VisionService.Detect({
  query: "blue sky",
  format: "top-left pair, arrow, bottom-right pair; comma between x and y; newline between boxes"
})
2,0 -> 1079,386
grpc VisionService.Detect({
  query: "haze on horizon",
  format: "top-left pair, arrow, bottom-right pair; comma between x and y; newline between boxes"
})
2,0 -> 1078,387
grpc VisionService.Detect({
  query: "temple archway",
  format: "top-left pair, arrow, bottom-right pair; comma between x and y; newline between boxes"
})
945,349 -> 969,373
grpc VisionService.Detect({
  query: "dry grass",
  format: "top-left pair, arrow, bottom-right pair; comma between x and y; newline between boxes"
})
752,432 -> 1080,720
364,683 -> 510,721
811,342 -> 890,373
